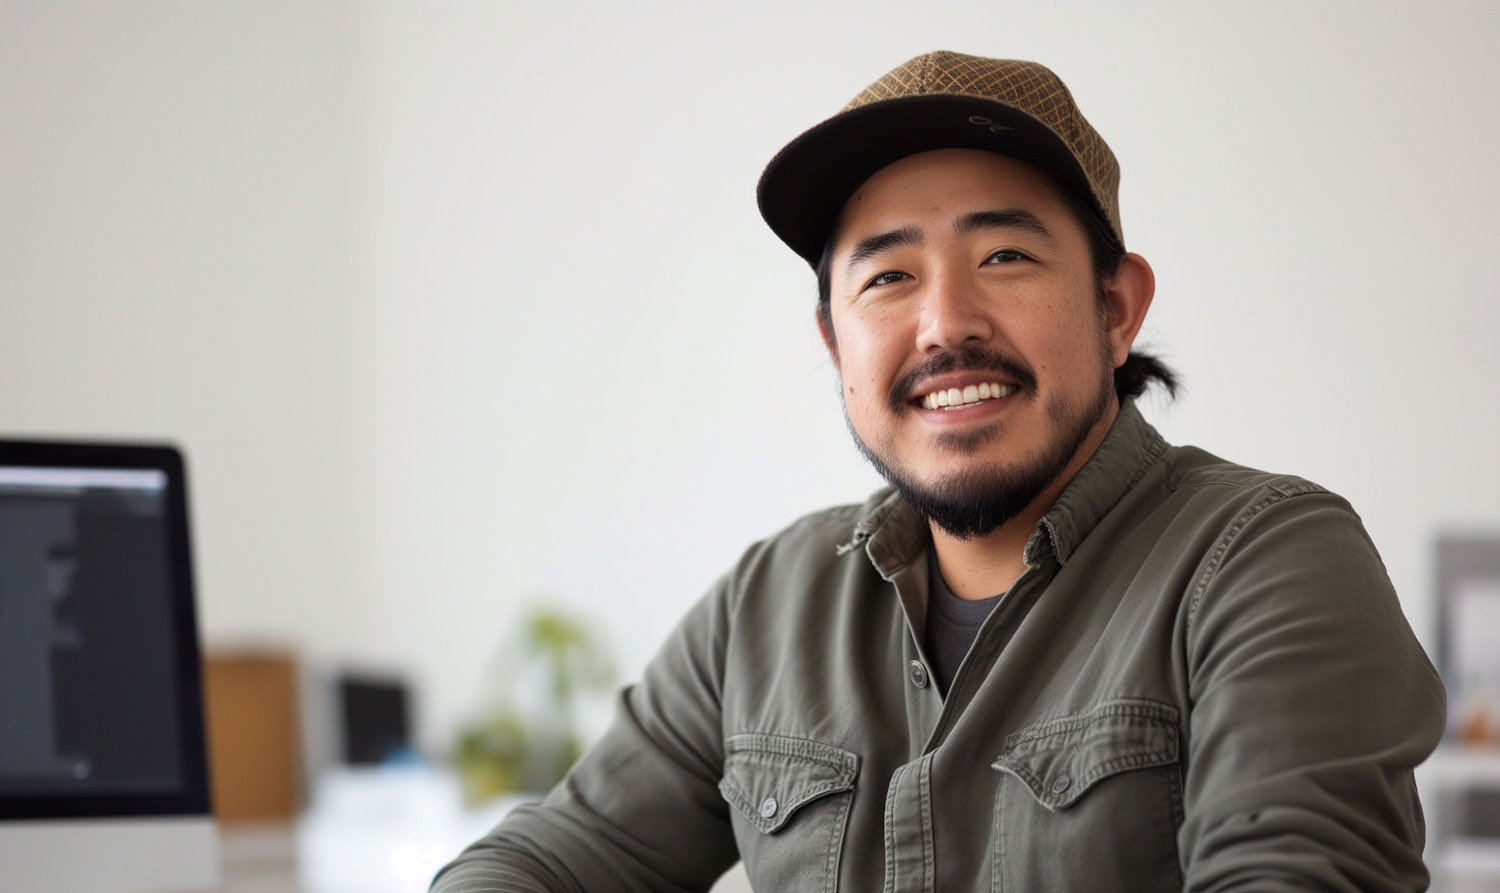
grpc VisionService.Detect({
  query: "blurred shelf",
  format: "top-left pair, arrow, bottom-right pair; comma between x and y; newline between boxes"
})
1423,744 -> 1500,893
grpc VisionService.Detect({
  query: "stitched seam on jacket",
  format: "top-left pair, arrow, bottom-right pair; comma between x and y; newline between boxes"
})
1184,483 -> 1328,628
920,755 -> 935,892
719,734 -> 859,833
883,763 -> 904,893
725,732 -> 858,769
823,783 -> 852,893
1001,700 -> 1179,747
993,700 -> 1181,808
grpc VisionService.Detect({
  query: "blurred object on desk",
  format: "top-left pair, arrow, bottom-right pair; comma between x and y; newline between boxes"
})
338,672 -> 413,766
297,763 -> 521,893
204,650 -> 304,823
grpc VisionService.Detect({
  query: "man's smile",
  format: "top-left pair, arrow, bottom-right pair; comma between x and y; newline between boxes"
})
886,345 -> 1038,415
918,382 -> 1019,410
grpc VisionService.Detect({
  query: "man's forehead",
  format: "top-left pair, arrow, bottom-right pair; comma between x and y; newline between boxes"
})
831,149 -> 1069,253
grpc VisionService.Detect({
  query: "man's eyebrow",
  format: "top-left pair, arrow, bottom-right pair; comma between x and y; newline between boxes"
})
956,208 -> 1057,245
844,226 -> 923,273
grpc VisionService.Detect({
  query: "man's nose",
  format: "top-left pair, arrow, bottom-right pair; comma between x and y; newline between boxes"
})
917,272 -> 994,352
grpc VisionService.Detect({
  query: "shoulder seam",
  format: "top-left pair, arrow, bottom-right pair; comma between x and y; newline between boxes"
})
1184,481 -> 1331,624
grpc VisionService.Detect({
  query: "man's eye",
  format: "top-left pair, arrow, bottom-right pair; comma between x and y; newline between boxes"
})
984,249 -> 1027,265
868,271 -> 909,287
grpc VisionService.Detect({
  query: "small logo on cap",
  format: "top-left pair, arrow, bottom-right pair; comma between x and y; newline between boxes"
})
968,115 -> 1014,135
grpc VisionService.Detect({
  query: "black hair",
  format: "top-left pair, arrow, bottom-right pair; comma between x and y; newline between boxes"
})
814,182 -> 1179,402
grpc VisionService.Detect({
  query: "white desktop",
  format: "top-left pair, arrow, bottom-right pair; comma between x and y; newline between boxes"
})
0,444 -> 218,892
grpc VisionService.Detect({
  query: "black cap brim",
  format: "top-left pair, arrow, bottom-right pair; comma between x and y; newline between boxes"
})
757,94 -> 1100,267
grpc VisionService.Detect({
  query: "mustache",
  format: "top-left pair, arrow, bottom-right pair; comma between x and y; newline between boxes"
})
888,346 -> 1038,413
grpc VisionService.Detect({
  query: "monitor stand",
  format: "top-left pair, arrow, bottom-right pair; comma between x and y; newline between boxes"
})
0,815 -> 218,893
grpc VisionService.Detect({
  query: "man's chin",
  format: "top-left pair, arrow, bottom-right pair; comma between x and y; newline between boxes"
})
847,375 -> 1115,539
889,466 -> 1053,541
928,420 -> 1011,456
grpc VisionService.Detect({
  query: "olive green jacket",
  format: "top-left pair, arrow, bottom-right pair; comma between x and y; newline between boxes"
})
434,402 -> 1444,892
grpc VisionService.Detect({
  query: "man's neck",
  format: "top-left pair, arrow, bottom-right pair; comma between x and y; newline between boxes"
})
928,400 -> 1120,601
928,511 -> 1040,601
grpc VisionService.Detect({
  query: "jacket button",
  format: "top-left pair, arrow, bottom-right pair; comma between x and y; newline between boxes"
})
909,660 -> 929,688
1052,775 -> 1072,794
760,798 -> 778,818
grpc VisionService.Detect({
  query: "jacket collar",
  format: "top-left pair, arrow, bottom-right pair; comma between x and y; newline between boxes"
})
1030,400 -> 1167,566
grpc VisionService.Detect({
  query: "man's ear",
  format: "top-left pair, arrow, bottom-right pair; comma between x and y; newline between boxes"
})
1102,253 -> 1155,368
816,304 -> 840,367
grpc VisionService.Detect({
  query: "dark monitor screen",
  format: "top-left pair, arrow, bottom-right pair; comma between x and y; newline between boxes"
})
0,440 -> 210,820
339,675 -> 412,766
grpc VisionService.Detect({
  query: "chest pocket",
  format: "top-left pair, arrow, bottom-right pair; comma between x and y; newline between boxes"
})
719,733 -> 859,893
991,698 -> 1184,891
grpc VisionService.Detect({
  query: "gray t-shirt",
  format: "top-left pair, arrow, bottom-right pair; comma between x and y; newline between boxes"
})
924,553 -> 1003,695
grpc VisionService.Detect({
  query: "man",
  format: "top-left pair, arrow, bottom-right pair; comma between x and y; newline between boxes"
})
433,51 -> 1444,892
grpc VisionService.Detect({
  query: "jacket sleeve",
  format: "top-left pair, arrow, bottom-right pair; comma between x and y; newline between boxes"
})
430,577 -> 741,893
1178,486 -> 1446,891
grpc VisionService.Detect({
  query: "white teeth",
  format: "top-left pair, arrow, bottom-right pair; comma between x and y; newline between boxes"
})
920,382 -> 1015,410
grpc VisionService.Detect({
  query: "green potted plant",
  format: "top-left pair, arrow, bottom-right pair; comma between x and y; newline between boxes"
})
450,605 -> 616,804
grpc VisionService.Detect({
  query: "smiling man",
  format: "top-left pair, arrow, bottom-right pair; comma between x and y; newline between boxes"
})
821,147 -> 1151,601
434,52 -> 1444,892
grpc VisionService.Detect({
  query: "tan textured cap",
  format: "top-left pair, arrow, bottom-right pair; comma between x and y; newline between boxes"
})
758,51 -> 1122,266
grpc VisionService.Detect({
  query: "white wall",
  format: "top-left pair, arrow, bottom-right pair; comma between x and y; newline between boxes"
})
0,2 -> 370,656
4,1 -> 1498,754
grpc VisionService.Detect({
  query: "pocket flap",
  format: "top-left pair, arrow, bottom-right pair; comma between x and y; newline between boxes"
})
991,699 -> 1179,811
719,733 -> 859,834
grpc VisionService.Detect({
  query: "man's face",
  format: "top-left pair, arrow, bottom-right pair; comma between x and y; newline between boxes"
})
822,148 -> 1132,539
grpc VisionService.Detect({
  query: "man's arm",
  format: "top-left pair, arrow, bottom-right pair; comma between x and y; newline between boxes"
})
1179,487 -> 1445,891
431,579 -> 742,892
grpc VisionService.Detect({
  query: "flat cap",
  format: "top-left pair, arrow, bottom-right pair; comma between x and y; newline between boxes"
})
758,51 -> 1122,266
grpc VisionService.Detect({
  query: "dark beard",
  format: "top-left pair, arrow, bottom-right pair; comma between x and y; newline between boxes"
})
847,346 -> 1116,541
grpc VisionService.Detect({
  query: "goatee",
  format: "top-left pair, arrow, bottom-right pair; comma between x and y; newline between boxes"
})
847,345 -> 1116,541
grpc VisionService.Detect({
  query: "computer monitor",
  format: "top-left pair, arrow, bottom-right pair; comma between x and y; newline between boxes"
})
0,439 -> 217,892
339,673 -> 413,766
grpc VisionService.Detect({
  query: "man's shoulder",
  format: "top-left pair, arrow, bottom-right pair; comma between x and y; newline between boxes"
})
1085,404 -> 1350,541
1136,442 -> 1373,567
1158,443 -> 1336,505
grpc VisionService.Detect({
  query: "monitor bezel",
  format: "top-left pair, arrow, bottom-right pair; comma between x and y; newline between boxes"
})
0,438 -> 212,821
